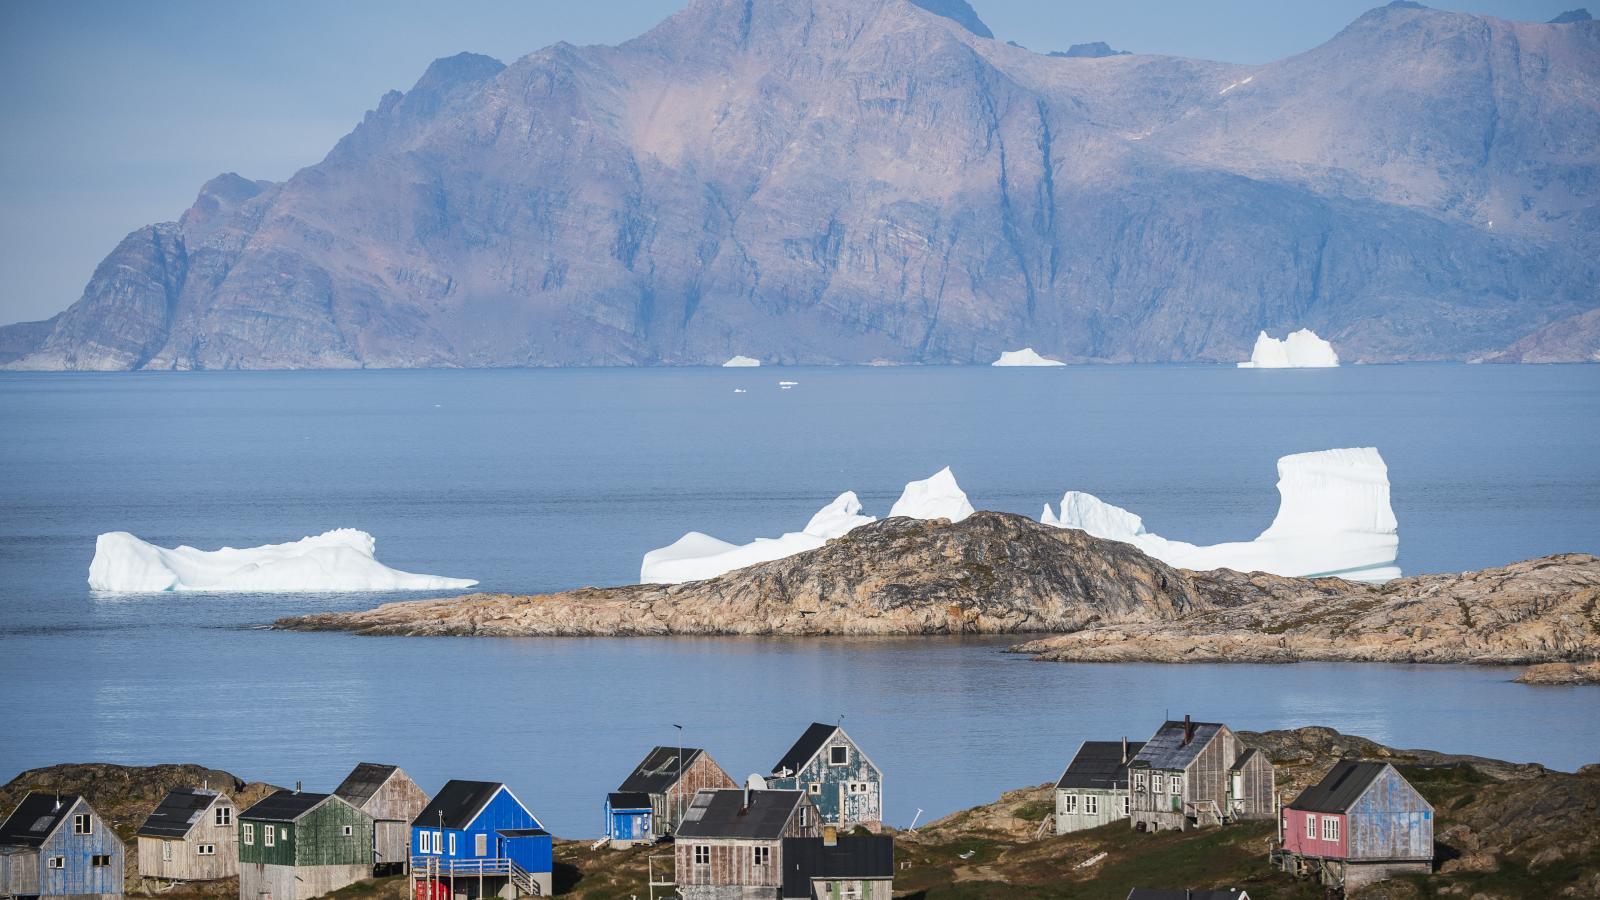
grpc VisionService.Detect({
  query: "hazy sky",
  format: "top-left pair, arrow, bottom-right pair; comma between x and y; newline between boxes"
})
0,0 -> 1580,325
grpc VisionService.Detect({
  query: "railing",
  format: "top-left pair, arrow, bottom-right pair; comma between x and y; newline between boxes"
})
411,857 -> 543,897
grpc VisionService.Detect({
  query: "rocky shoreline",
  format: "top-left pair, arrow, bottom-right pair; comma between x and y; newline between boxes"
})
276,513 -> 1600,671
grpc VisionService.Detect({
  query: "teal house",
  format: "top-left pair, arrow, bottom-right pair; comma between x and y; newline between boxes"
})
767,723 -> 883,832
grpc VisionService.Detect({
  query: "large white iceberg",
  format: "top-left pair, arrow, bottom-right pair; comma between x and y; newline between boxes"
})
640,491 -> 876,584
1237,329 -> 1339,368
88,529 -> 478,592
889,467 -> 975,522
722,355 -> 761,367
1042,447 -> 1399,581
992,348 -> 1066,367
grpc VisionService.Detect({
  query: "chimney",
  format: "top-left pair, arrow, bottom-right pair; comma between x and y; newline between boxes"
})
823,825 -> 837,847
1183,714 -> 1195,745
294,781 -> 302,794
742,782 -> 751,814
53,795 -> 62,812
1121,736 -> 1129,765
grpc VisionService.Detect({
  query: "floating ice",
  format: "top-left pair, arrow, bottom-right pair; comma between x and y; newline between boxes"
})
992,348 -> 1066,367
1237,329 -> 1339,368
640,492 -> 875,584
1042,447 -> 1399,581
889,467 -> 975,523
723,355 -> 761,367
88,529 -> 478,592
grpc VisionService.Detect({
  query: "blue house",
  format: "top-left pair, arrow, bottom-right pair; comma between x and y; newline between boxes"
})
0,792 -> 124,900
602,793 -> 652,847
410,781 -> 551,898
768,723 -> 884,832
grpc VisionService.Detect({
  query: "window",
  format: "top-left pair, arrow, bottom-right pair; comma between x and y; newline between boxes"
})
264,825 -> 276,847
47,856 -> 65,869
448,833 -> 456,854
1151,774 -> 1164,794
829,745 -> 848,766
73,813 -> 92,835
1132,772 -> 1146,791
1084,795 -> 1099,816
808,784 -> 821,795
1305,815 -> 1318,839
799,807 -> 810,827
216,807 -> 232,827
1122,795 -> 1130,816
848,782 -> 869,794
1322,817 -> 1341,842
1170,776 -> 1182,796
752,846 -> 770,867
197,844 -> 216,856
840,884 -> 862,900
243,823 -> 255,845
162,841 -> 173,862
433,831 -> 442,853
693,845 -> 710,866
91,855 -> 112,868
1061,794 -> 1078,814
342,825 -> 354,837
418,831 -> 430,853
474,834 -> 487,856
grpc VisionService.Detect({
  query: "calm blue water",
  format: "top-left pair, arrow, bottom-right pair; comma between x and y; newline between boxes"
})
1,366 -> 1597,836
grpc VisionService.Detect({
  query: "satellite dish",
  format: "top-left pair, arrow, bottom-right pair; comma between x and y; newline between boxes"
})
745,774 -> 768,791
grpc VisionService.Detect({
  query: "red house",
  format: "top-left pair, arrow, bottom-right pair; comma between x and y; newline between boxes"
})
1276,760 -> 1433,890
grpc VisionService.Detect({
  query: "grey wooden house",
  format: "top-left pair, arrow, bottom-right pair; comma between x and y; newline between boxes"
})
1054,739 -> 1144,834
0,792 -> 124,900
136,788 -> 238,882
1276,760 -> 1434,890
333,763 -> 427,875
780,831 -> 894,900
237,790 -> 374,900
1128,717 -> 1274,832
674,789 -> 821,900
615,747 -> 736,839
767,724 -> 883,832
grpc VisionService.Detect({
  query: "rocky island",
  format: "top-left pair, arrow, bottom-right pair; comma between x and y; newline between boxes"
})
277,513 -> 1600,671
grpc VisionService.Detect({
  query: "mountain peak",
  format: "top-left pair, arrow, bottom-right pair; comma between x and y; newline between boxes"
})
1549,8 -> 1592,23
1049,41 -> 1131,58
412,52 -> 505,95
907,0 -> 993,38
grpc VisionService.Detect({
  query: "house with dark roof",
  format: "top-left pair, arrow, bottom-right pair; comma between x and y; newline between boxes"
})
1128,717 -> 1274,832
136,787 -> 237,882
238,790 -> 373,900
333,764 -> 427,875
1126,889 -> 1251,900
1054,739 -> 1145,834
601,793 -> 652,848
780,831 -> 894,899
1275,760 -> 1433,890
0,792 -> 122,900
674,788 -> 821,900
768,723 -> 883,832
409,780 -> 551,898
611,746 -> 735,841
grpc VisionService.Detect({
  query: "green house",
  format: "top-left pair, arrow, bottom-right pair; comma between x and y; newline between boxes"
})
238,790 -> 373,900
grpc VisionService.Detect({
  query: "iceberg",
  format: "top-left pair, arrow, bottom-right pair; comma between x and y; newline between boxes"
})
1237,329 -> 1339,368
992,348 -> 1066,367
1042,448 -> 1399,581
640,491 -> 875,584
889,467 -> 974,522
87,529 -> 478,592
722,355 -> 761,367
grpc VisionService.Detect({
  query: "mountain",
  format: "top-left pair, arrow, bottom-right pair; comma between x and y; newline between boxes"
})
4,0 -> 1597,370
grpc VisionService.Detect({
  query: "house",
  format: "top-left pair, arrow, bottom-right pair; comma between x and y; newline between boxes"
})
613,746 -> 736,840
333,763 -> 427,875
409,780 -> 551,898
1054,739 -> 1145,834
1127,716 -> 1274,832
237,790 -> 374,900
780,831 -> 893,900
767,724 -> 883,832
1126,890 -> 1251,900
674,788 -> 821,900
1276,760 -> 1434,890
136,787 -> 238,881
601,794 -> 652,848
0,792 -> 123,900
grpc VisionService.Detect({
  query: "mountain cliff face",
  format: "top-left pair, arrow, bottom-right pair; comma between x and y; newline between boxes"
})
4,0 -> 1597,369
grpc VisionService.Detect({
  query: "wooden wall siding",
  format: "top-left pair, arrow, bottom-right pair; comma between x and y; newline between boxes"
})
373,821 -> 410,867
770,733 -> 882,830
138,796 -> 239,881
673,798 -> 820,890
0,849 -> 41,895
1131,726 -> 1249,830
1230,753 -> 1276,820
808,879 -> 893,900
36,798 -> 124,899
239,862 -> 370,900
239,819 -> 296,868
295,800 -> 374,868
1347,768 -> 1433,862
359,773 -> 428,824
659,755 -> 737,837
1054,788 -> 1128,834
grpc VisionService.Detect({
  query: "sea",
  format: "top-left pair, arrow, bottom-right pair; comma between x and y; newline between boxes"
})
1,364 -> 1596,836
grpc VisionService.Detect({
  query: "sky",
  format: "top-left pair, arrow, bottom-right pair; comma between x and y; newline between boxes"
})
0,0 -> 1582,325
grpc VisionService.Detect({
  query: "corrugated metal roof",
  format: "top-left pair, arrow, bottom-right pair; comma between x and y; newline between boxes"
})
618,747 -> 705,795
780,835 -> 894,898
773,723 -> 837,776
1287,761 -> 1389,813
1057,741 -> 1146,790
1129,720 -> 1226,771
0,793 -> 79,847
138,788 -> 220,838
675,790 -> 803,840
413,780 -> 503,830
241,791 -> 332,823
334,763 -> 400,809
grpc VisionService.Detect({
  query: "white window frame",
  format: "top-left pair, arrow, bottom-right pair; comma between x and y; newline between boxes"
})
73,813 -> 91,835
433,830 -> 442,853
474,833 -> 487,857
216,807 -> 232,827
1305,814 -> 1318,839
1322,816 -> 1340,842
799,806 -> 810,827
1151,774 -> 1164,794
264,825 -> 276,847
197,844 -> 216,856
1084,794 -> 1099,816
808,783 -> 821,795
693,845 -> 710,866
840,883 -> 862,900
1171,775 -> 1183,796
829,745 -> 848,766
1061,794 -> 1078,814
752,846 -> 770,867
448,833 -> 456,854
1132,772 -> 1146,791
342,825 -> 354,837
1122,795 -> 1130,816
418,831 -> 430,853
162,841 -> 173,861
47,856 -> 65,869
243,823 -> 255,845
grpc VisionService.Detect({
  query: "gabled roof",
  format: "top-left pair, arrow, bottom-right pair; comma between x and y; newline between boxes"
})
138,788 -> 222,838
781,835 -> 894,898
334,763 -> 401,808
1126,890 -> 1250,900
1288,761 -> 1393,814
0,793 -> 81,847
1057,741 -> 1146,791
1129,720 -> 1227,771
607,792 -> 651,811
413,780 -> 505,830
1230,748 -> 1263,772
241,790 -> 334,823
675,790 -> 804,840
619,747 -> 705,794
773,723 -> 838,776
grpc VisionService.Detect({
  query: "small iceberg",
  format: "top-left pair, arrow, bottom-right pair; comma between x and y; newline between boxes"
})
88,529 -> 478,592
733,388 -> 747,394
889,466 -> 974,522
1237,329 -> 1339,368
1042,447 -> 1399,581
723,355 -> 761,367
992,348 -> 1066,367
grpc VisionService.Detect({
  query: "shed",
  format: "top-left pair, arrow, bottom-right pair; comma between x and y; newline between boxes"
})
1054,739 -> 1144,834
768,723 -> 884,831
410,780 -> 551,898
0,792 -> 123,900
238,790 -> 374,900
136,787 -> 238,881
615,746 -> 736,839
780,832 -> 894,900
602,793 -> 652,848
334,763 -> 427,874
1277,760 -> 1434,890
674,789 -> 821,900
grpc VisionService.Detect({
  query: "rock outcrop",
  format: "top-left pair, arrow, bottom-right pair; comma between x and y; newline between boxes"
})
1514,660 -> 1600,685
3,0 -> 1596,369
